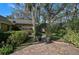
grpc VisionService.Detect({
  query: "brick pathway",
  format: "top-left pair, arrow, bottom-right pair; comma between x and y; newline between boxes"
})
11,41 -> 79,55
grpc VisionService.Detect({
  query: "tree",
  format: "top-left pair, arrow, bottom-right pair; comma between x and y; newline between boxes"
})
10,3 -> 79,42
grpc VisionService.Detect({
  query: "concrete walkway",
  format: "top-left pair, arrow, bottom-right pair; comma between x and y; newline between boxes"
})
11,41 -> 79,55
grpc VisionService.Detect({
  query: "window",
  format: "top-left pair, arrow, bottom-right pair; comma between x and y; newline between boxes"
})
13,21 -> 16,23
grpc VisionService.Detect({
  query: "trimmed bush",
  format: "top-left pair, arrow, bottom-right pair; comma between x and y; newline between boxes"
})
0,44 -> 13,55
7,31 -> 29,47
63,29 -> 79,47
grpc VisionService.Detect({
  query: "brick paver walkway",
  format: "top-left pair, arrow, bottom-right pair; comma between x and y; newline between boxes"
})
11,41 -> 79,55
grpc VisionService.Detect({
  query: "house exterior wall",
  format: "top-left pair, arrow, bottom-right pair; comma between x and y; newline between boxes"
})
0,15 -> 12,32
0,20 -> 12,32
0,22 -> 1,29
0,21 -> 33,32
0,23 -> 9,32
15,24 -> 33,30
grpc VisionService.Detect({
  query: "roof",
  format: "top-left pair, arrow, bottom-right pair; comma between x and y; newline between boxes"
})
0,15 -> 12,25
0,15 -> 7,21
11,19 -> 32,25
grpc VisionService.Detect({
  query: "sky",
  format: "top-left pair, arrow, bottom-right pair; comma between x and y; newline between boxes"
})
0,3 -> 60,17
0,3 -> 14,17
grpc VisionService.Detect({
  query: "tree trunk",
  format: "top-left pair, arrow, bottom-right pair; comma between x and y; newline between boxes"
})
32,4 -> 37,41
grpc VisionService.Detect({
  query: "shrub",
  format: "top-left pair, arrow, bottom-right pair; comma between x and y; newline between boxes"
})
0,32 -> 12,47
0,32 -> 12,42
67,19 -> 79,32
56,29 -> 66,37
49,33 -> 60,41
63,29 -> 79,47
49,29 -> 66,41
0,31 -> 30,55
35,24 -> 42,36
0,29 -> 3,33
0,44 -> 13,55
0,32 -> 4,42
7,31 -> 29,47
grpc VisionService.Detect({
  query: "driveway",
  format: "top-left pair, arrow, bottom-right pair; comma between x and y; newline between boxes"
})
11,41 -> 79,55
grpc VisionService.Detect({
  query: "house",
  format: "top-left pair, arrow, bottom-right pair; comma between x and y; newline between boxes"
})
0,15 -> 12,32
0,15 -> 33,32
9,19 -> 33,31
